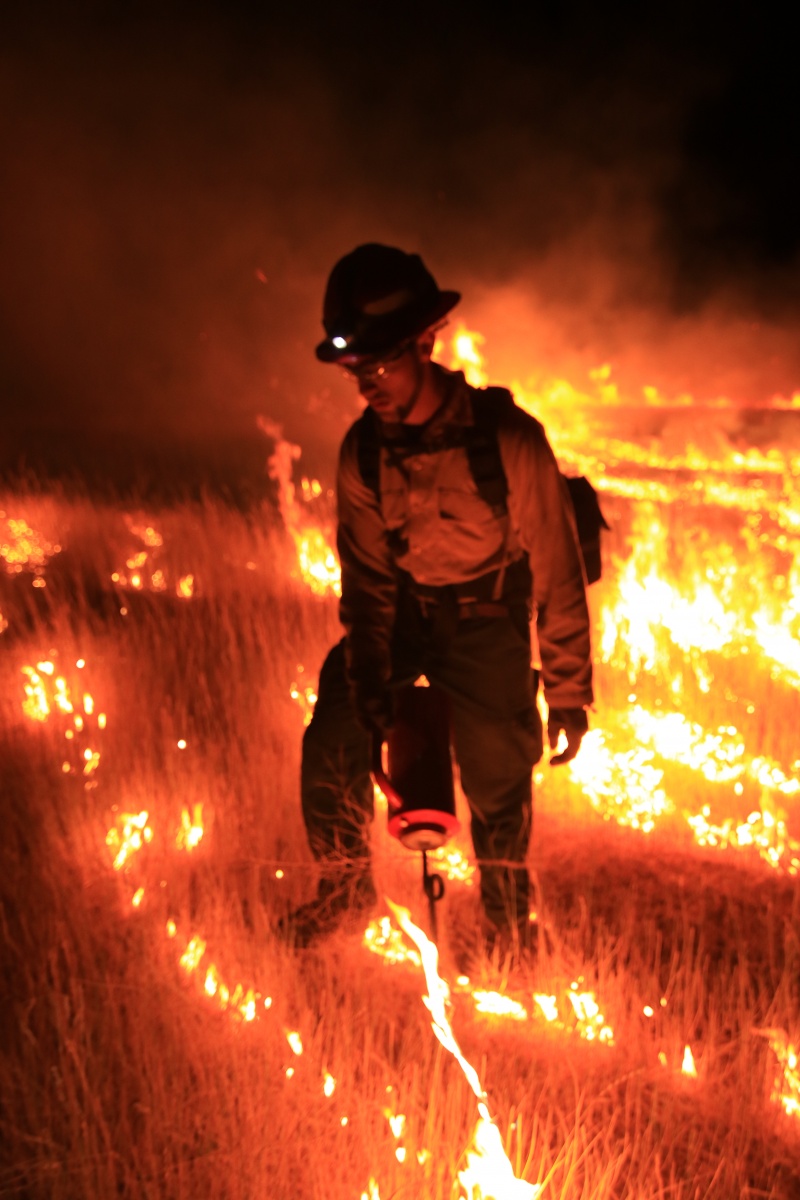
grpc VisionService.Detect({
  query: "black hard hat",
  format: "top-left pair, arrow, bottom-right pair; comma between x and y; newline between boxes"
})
315,243 -> 460,363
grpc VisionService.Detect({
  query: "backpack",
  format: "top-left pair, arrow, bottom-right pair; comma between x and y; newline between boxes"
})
355,386 -> 609,584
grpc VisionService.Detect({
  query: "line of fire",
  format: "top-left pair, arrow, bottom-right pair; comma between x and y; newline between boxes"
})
1,325 -> 799,1198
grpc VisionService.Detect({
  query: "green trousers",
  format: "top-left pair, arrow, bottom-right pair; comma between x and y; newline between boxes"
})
300,599 -> 542,934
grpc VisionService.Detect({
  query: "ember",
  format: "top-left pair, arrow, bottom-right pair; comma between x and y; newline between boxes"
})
1,510 -> 61,579
111,515 -> 196,598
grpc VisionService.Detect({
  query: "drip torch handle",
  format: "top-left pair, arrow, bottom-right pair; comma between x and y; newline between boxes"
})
370,732 -> 404,812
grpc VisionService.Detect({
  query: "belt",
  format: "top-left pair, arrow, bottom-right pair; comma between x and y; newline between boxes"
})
414,597 -> 513,620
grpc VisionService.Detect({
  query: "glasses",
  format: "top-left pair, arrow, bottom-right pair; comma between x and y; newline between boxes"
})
338,340 -> 413,382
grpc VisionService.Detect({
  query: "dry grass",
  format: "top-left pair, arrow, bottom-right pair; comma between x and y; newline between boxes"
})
1,478 -> 799,1199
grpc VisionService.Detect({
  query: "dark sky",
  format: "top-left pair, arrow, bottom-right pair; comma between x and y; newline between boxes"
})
1,2 -> 798,485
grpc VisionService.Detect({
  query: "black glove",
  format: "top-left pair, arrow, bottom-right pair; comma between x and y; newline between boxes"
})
547,707 -> 588,765
352,677 -> 394,738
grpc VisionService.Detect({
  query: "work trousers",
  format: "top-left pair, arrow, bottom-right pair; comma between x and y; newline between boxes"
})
301,599 -> 543,934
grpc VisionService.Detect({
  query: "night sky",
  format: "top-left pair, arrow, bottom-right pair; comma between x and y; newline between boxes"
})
1,2 -> 798,487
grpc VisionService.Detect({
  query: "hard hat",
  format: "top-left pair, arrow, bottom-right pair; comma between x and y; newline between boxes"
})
315,243 -> 460,363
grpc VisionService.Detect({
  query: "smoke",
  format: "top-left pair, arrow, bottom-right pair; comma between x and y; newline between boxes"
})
0,5 -> 798,486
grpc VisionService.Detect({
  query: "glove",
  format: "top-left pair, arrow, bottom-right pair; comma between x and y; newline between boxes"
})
547,707 -> 588,766
352,676 -> 395,738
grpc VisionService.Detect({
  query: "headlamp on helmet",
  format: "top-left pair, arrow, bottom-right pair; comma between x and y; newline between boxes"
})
316,244 -> 460,364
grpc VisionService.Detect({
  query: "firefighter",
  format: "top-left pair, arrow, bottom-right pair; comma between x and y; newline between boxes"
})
279,243 -> 593,956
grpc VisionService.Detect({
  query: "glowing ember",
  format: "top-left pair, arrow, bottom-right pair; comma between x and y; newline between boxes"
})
179,935 -> 207,973
106,811 -> 154,871
363,915 -> 422,967
681,1045 -> 697,1077
472,992 -> 528,1021
764,1031 -> 800,1118
430,844 -> 477,887
0,511 -> 61,577
566,984 -> 615,1044
534,995 -> 559,1023
290,666 -> 318,726
111,517 -> 196,598
21,658 -> 107,782
176,804 -> 204,851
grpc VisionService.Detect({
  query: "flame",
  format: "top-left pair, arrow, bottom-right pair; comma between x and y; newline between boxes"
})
568,712 -> 800,872
259,417 -> 341,597
363,915 -> 422,967
387,900 -> 540,1198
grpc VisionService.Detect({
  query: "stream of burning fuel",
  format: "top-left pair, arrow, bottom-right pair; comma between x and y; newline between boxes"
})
387,899 -> 541,1198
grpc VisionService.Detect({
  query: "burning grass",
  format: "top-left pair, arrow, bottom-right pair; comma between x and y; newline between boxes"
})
2,370 -> 800,1198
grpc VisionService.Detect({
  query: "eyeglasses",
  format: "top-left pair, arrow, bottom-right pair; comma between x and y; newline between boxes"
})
338,340 -> 414,382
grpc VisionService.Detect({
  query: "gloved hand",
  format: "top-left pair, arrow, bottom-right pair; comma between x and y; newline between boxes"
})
547,707 -> 588,765
352,676 -> 395,738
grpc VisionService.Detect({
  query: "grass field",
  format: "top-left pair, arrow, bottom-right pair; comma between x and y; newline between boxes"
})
1,414 -> 799,1199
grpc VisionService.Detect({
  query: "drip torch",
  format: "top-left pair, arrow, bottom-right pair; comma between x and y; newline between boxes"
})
371,681 -> 459,938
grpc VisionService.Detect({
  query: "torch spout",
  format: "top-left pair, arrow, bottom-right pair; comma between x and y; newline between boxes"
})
422,849 -> 445,941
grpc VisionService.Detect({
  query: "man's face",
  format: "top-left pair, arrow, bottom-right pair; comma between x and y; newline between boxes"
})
340,334 -> 432,422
